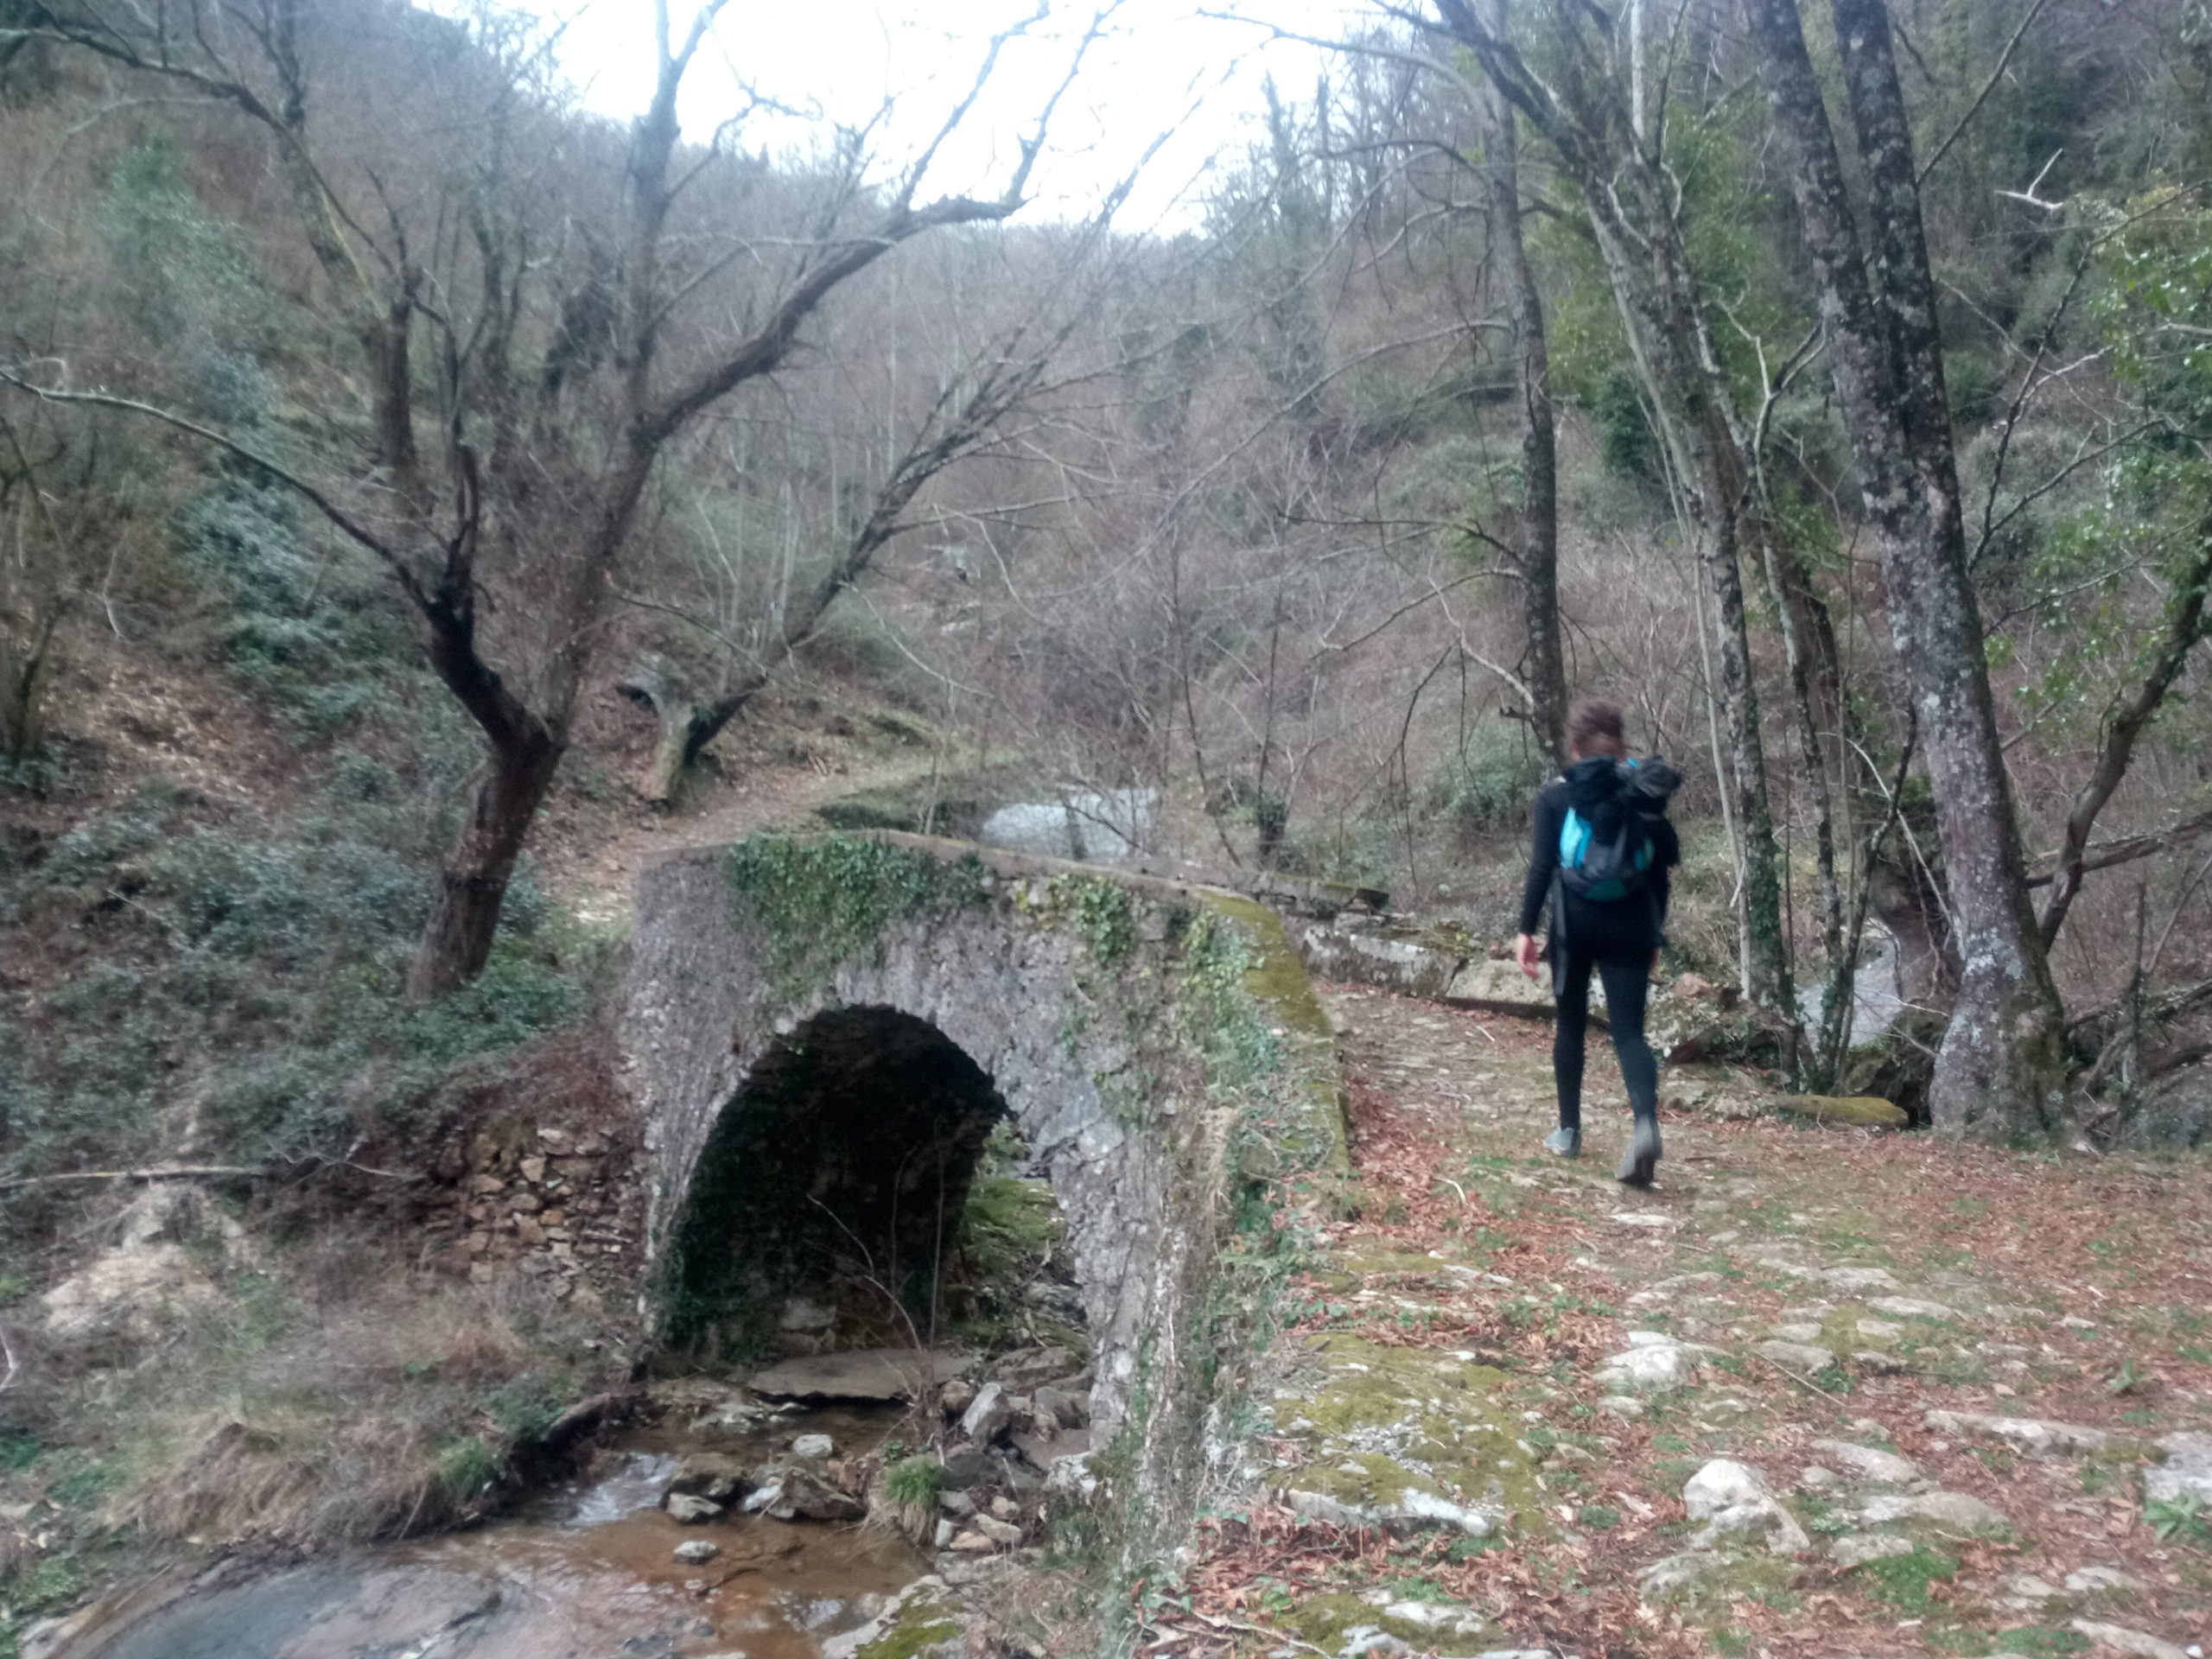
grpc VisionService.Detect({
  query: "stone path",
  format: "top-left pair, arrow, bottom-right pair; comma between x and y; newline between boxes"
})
1173,981 -> 2212,1659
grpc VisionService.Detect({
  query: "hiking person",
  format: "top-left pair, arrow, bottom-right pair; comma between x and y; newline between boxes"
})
1512,698 -> 1682,1185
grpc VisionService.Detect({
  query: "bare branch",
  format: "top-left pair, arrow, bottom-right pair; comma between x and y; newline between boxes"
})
1917,0 -> 2054,184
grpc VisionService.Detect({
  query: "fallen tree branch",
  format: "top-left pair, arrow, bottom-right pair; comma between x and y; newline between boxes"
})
2026,809 -> 2212,889
0,1164 -> 268,1192
1751,1348 -> 1850,1402
2068,976 -> 2212,1045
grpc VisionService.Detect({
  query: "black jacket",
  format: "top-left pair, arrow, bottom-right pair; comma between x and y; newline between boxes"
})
1516,771 -> 1681,958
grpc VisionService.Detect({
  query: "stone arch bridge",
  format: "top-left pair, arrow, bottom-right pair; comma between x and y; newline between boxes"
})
617,832 -> 1346,1563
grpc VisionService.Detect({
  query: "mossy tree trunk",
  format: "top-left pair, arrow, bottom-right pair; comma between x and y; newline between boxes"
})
1747,0 -> 2069,1139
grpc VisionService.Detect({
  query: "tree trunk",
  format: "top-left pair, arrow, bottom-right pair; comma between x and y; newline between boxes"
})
1433,0 -> 1795,1008
0,598 -> 61,765
405,731 -> 565,1001
1589,168 -> 1792,1009
1760,525 -> 1847,1082
1478,0 -> 1567,768
1747,0 -> 2069,1139
617,655 -> 728,808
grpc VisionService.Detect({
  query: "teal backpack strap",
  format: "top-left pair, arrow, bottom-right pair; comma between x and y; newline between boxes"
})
1559,808 -> 1590,869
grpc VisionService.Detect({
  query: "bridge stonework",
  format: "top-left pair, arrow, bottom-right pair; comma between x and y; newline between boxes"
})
618,831 -> 1346,1573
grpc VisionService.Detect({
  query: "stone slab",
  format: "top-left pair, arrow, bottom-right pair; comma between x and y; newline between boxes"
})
747,1348 -> 977,1402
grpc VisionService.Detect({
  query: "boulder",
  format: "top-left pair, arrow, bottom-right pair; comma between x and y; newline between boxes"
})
1336,1628 -> 1411,1658
959,1382 -> 1012,1445
1044,1452 -> 1097,1499
40,1243 -> 222,1348
1855,1491 -> 2008,1531
1923,1409 -> 2112,1456
1754,1340 -> 1837,1375
987,1345 -> 1084,1392
673,1540 -> 719,1564
1866,1296 -> 1961,1322
791,1433 -> 835,1460
1643,990 -> 1791,1065
1817,1267 -> 1900,1293
1636,1552 -> 1726,1595
1830,1533 -> 1915,1567
2068,1622 -> 2189,1659
1033,1384 -> 1090,1428
665,1493 -> 724,1524
1283,1485 -> 1497,1537
779,1298 -> 836,1333
1593,1343 -> 1696,1392
1439,957 -> 1555,1017
1681,1459 -> 1810,1554
760,1465 -> 866,1523
667,1453 -> 752,1503
2065,1567 -> 2143,1593
1999,1574 -> 2066,1611
1808,1440 -> 1919,1485
2145,1432 -> 2212,1508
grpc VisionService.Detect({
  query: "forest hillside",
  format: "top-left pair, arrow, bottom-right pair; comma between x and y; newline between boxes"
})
1,0 -> 2209,1654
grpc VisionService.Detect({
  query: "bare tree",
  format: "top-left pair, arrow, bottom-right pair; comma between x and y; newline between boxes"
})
3,0 -> 1097,996
0,405 -> 128,766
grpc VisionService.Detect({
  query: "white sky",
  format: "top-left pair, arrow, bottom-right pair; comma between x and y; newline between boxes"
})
531,0 -> 1368,232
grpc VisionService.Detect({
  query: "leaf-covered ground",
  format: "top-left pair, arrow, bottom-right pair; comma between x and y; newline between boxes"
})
1158,982 -> 2212,1659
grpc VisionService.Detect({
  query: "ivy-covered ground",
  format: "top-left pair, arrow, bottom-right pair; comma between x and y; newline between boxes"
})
1153,982 -> 2212,1659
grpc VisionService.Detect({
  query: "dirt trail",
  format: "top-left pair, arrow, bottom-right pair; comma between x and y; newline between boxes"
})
1171,982 -> 2211,1659
542,751 -> 937,930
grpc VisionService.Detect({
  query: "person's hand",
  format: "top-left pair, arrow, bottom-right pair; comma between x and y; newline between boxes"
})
1514,932 -> 1542,980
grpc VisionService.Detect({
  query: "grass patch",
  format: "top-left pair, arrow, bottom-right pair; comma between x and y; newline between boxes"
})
2146,1493 -> 2211,1548
1860,1544 -> 1960,1616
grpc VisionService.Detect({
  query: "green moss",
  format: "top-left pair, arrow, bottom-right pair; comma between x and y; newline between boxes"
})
857,1605 -> 962,1659
1275,1336 -> 1541,1526
1046,874 -> 1138,966
1189,895 -> 1349,1184
1637,1551 -> 1799,1611
960,1173 -> 1065,1278
1285,1593 -> 1378,1648
724,834 -> 988,995
1198,893 -> 1335,1043
1860,1545 -> 1960,1615
1282,1592 -> 1491,1650
1773,1094 -> 1910,1128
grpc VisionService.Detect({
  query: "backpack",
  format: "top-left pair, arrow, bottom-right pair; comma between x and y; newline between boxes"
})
1557,755 -> 1681,903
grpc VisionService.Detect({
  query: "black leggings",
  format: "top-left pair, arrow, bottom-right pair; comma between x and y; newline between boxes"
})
1554,950 -> 1660,1132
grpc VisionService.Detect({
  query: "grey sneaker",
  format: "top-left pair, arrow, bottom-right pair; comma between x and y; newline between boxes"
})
1542,1127 -> 1581,1158
1616,1117 -> 1662,1186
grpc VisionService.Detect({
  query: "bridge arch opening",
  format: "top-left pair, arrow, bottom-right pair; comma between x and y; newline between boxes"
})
660,1005 -> 1020,1363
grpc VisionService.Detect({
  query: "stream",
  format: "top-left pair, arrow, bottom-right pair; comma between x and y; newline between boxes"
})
29,1402 -> 928,1659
